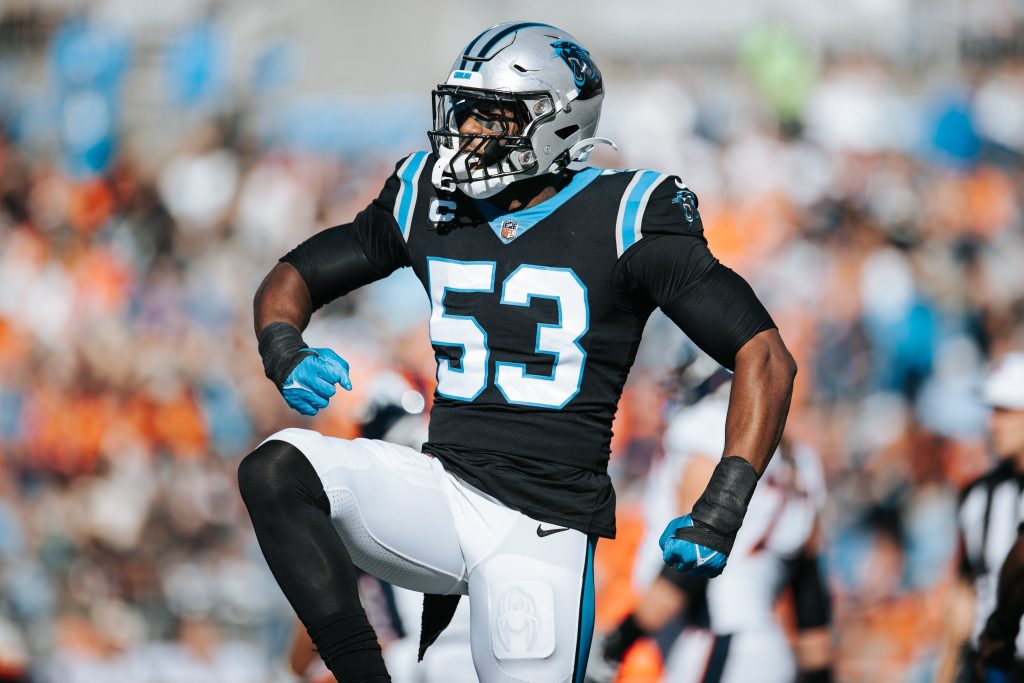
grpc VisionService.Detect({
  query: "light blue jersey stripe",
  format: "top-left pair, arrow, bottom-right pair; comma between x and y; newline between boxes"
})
574,538 -> 597,683
619,170 -> 661,253
474,167 -> 603,243
395,151 -> 429,241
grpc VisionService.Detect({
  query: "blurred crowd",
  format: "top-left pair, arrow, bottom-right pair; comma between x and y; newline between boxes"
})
0,2 -> 1023,682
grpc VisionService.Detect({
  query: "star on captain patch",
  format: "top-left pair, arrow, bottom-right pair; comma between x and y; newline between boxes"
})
500,218 -> 519,241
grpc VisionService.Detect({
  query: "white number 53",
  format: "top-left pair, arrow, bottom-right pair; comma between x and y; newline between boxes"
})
427,258 -> 589,409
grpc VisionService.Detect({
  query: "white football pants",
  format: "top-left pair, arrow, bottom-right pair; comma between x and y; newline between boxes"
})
261,428 -> 596,683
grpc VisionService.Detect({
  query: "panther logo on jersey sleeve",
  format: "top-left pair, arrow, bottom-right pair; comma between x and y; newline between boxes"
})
671,186 -> 699,225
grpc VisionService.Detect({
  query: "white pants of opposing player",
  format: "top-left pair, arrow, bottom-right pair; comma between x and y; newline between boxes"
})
261,428 -> 596,683
385,587 -> 476,683
663,627 -> 796,683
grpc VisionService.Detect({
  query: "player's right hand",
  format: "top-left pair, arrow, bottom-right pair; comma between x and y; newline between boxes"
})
280,348 -> 352,416
659,514 -> 730,578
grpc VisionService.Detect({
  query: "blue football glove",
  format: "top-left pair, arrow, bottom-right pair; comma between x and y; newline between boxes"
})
659,514 -> 729,578
280,347 -> 352,416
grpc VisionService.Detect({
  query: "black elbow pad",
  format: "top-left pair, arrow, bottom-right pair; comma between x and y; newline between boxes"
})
280,224 -> 385,311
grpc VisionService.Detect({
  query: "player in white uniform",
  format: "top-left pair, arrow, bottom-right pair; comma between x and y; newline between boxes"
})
590,372 -> 831,683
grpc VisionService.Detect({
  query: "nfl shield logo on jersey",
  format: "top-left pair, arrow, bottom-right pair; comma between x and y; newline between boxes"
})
500,219 -> 519,241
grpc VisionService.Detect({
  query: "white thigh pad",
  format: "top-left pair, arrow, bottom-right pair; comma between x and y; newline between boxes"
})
474,551 -> 584,682
491,579 -> 556,660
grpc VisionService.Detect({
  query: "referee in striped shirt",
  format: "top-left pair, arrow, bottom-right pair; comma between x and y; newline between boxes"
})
939,353 -> 1024,683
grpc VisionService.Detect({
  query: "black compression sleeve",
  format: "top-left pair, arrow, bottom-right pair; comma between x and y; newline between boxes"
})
619,234 -> 775,369
787,553 -> 832,629
660,263 -> 776,369
280,207 -> 411,311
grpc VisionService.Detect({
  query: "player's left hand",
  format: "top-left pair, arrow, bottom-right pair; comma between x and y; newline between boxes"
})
659,514 -> 729,578
280,347 -> 352,416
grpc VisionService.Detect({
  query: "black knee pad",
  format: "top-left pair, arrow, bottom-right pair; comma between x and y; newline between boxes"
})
237,440 -> 330,516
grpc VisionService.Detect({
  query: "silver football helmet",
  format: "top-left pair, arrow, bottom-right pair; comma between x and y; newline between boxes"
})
428,22 -> 615,199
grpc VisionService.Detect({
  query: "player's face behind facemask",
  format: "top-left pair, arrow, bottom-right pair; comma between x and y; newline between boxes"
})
429,87 -> 554,198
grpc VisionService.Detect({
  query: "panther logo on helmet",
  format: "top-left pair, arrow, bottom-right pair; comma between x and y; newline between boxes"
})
550,40 -> 603,100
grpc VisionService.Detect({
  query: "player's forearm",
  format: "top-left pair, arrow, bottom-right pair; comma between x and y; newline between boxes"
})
723,328 -> 797,475
663,329 -> 795,563
254,262 -> 314,336
253,262 -> 319,388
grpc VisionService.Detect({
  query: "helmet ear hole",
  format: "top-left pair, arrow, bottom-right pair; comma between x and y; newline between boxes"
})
555,125 -> 579,140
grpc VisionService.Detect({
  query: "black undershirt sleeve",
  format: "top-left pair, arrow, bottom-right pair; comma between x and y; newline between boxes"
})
280,204 -> 412,311
619,234 -> 776,369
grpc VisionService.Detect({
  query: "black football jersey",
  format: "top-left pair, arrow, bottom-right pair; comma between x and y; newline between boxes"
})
287,151 -> 775,537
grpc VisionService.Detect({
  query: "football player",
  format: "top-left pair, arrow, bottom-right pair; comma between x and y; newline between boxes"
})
588,370 -> 831,683
237,22 -> 797,683
939,353 -> 1024,683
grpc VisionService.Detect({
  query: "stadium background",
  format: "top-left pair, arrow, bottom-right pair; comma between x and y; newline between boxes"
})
0,0 -> 1022,681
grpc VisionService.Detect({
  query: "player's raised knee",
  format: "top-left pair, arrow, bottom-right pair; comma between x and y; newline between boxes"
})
237,433 -> 317,511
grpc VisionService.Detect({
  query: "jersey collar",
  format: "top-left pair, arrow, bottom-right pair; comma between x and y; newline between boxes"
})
472,167 -> 602,244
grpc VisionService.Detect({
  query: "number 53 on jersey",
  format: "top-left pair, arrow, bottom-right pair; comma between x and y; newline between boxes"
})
427,258 -> 589,409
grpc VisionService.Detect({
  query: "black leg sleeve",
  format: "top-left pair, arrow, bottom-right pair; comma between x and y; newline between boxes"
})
238,440 -> 391,681
237,439 -> 360,625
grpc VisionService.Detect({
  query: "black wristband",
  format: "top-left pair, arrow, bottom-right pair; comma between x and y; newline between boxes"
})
679,456 -> 759,554
257,322 -> 316,388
